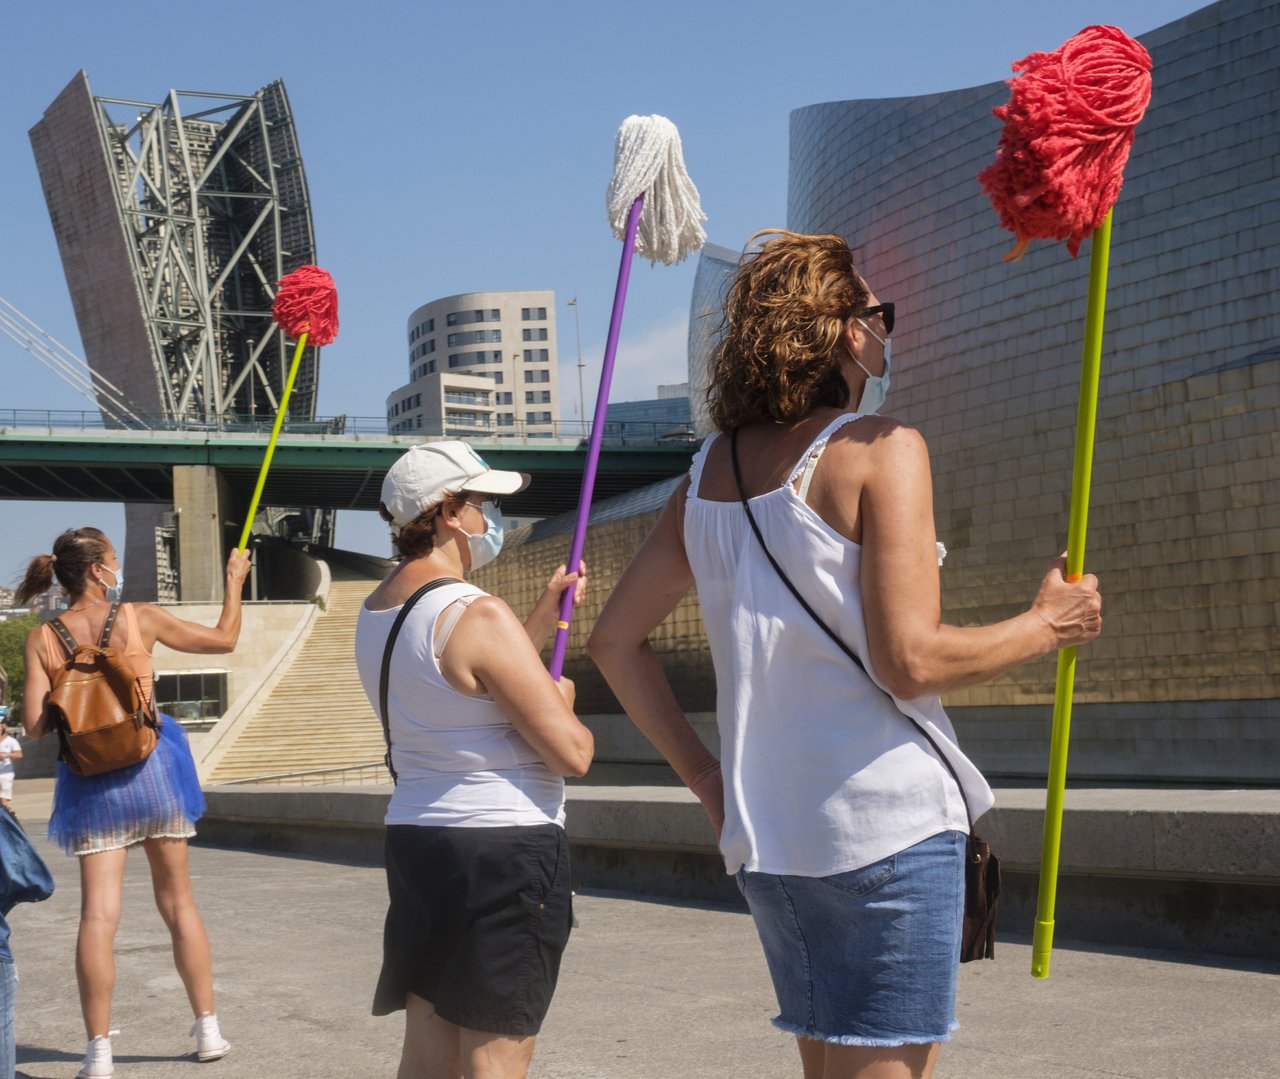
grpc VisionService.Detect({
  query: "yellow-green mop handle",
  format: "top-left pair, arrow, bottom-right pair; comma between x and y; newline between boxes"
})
1031,209 -> 1112,979
236,331 -> 309,554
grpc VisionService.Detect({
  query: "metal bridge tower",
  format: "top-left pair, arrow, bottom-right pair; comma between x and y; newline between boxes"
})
30,70 -> 320,426
28,71 -> 330,601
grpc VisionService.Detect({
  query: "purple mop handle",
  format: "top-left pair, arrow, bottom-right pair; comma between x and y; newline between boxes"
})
548,192 -> 645,680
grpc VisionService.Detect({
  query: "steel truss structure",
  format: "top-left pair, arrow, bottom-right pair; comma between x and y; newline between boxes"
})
64,77 -> 320,424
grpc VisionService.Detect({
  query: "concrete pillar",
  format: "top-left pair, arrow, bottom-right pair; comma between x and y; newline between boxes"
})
173,465 -> 232,603
123,503 -> 166,603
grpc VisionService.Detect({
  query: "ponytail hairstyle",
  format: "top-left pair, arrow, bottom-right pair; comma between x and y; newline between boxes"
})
708,229 -> 871,430
14,527 -> 111,606
378,492 -> 470,560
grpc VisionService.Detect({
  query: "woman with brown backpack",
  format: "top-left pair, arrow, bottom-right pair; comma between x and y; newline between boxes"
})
16,527 -> 250,1078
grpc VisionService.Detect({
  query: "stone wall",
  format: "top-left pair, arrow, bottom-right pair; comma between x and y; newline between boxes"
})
473,483 -> 714,718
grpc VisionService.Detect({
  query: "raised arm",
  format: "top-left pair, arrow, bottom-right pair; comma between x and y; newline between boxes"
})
588,479 -> 724,835
442,597 -> 594,777
859,424 -> 1102,699
137,548 -> 252,655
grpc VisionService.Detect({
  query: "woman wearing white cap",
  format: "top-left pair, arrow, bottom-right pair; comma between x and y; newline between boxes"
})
354,440 -> 594,1079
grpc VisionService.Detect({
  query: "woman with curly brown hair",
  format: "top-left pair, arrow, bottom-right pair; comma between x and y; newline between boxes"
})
17,526 -> 249,1077
590,230 -> 1103,1079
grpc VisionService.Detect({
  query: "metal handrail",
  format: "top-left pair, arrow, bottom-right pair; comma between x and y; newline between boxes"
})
0,409 -> 698,445
214,761 -> 391,787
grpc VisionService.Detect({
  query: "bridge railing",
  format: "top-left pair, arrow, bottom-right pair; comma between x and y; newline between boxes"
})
0,409 -> 698,445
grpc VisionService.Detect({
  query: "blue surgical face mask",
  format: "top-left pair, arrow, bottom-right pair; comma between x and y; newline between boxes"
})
98,563 -> 124,603
458,502 -> 504,571
853,319 -> 892,414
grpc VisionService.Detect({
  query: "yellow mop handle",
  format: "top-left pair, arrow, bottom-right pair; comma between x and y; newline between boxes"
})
237,332 -> 308,553
1031,209 -> 1112,979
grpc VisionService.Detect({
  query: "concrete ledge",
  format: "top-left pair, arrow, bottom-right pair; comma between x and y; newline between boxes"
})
974,787 -> 1280,883
197,784 -> 1280,959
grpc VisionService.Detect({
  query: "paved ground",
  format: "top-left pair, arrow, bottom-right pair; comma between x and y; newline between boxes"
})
7,780 -> 1278,1079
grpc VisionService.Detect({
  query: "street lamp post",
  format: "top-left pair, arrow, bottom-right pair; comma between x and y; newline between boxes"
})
568,296 -> 585,437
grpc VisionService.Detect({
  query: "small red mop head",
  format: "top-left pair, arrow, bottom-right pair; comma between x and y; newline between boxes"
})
978,25 -> 1152,261
272,265 -> 339,344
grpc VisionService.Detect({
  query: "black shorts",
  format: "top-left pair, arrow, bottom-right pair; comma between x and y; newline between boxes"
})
372,823 -> 573,1036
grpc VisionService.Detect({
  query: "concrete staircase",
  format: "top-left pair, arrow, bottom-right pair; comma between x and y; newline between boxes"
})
205,574 -> 384,784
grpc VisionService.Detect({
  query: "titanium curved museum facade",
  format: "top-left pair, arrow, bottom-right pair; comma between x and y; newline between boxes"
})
676,0 -> 1277,780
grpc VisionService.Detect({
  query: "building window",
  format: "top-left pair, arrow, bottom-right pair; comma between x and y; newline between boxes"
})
496,392 -> 513,405
523,348 -> 549,362
496,413 -> 515,426
448,350 -> 503,368
522,327 -> 548,341
524,369 -> 550,383
447,330 -> 502,347
446,309 -> 501,327
521,307 -> 547,321
525,390 -> 551,403
525,411 -> 552,424
153,671 -> 228,724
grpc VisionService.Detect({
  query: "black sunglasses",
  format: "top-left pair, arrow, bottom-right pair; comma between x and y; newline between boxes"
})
855,303 -> 894,336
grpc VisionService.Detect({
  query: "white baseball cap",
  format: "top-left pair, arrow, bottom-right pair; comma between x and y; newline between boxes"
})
381,441 -> 530,528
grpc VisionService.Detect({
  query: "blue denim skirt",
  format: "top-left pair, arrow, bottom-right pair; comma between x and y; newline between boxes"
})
736,829 -> 966,1047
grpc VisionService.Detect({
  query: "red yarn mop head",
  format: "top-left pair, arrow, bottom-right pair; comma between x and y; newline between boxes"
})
272,265 -> 339,345
978,25 -> 1152,261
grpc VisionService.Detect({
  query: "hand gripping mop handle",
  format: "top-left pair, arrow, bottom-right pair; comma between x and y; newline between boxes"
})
548,194 -> 645,680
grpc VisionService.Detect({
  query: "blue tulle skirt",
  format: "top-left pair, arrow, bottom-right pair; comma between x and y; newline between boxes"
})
47,716 -> 206,856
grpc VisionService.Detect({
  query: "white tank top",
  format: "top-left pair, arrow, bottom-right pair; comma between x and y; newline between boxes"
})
684,415 -> 992,876
354,579 -> 565,828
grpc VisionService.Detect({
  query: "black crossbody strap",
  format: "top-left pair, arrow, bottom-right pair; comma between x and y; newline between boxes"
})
729,428 -> 973,828
378,577 -> 463,785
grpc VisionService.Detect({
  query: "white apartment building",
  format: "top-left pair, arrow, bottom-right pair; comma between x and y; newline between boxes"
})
387,289 -> 560,438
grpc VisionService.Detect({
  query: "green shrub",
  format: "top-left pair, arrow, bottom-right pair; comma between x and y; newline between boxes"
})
0,613 -> 40,713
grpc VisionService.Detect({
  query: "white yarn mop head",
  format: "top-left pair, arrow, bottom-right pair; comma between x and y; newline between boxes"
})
606,114 -> 707,266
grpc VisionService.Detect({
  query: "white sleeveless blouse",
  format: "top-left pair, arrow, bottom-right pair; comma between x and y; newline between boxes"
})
684,415 -> 992,877
355,579 -> 565,828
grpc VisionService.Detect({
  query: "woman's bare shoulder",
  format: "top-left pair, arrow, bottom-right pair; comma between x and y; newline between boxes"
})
128,602 -> 167,629
825,415 -> 927,464
453,594 -> 520,633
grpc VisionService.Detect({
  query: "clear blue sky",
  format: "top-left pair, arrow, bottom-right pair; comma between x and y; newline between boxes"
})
0,0 -> 1197,582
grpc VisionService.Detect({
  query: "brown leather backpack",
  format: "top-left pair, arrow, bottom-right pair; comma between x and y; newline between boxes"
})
45,603 -> 160,776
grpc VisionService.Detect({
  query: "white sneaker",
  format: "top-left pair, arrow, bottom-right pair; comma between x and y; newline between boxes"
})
77,1031 -> 117,1078
189,1013 -> 231,1062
